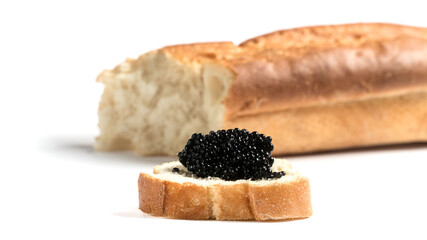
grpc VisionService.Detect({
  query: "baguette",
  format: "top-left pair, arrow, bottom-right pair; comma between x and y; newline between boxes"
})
97,23 -> 427,156
138,159 -> 312,220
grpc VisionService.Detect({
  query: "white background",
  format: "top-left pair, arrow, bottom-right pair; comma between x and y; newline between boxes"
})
1,1 -> 427,239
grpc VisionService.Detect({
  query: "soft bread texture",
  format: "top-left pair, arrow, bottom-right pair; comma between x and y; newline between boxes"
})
97,23 -> 427,156
138,159 -> 312,220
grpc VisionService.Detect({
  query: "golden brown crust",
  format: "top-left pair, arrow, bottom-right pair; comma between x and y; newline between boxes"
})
211,183 -> 254,220
224,91 -> 427,155
224,23 -> 427,119
135,23 -> 427,120
249,176 -> 312,220
163,181 -> 211,220
138,174 -> 165,216
162,42 -> 238,63
138,172 -> 312,221
138,173 -> 211,220
240,23 -> 427,49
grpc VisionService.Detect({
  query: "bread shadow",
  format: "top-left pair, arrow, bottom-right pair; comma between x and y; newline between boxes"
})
280,142 -> 427,159
113,210 -> 309,223
113,210 -> 153,219
44,136 -> 426,167
43,135 -> 175,167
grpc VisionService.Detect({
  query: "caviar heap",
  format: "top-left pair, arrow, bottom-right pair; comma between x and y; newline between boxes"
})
177,129 -> 285,181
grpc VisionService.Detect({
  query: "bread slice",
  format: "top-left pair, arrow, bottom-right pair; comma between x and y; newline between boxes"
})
97,23 -> 427,156
138,159 -> 312,221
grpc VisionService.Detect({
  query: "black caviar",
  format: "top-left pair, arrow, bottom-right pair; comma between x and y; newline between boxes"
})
177,128 -> 285,181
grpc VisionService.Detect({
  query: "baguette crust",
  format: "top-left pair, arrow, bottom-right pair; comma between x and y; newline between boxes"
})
138,174 -> 164,216
155,23 -> 427,119
224,23 -> 427,118
163,180 -> 210,219
211,183 -> 254,220
224,91 -> 427,154
249,176 -> 312,220
138,161 -> 313,221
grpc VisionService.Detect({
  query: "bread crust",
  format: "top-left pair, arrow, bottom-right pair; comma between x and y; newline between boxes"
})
138,170 -> 312,221
224,23 -> 427,119
211,183 -> 254,220
224,91 -> 427,155
149,23 -> 427,119
249,176 -> 312,220
138,174 -> 165,216
145,23 -> 427,136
